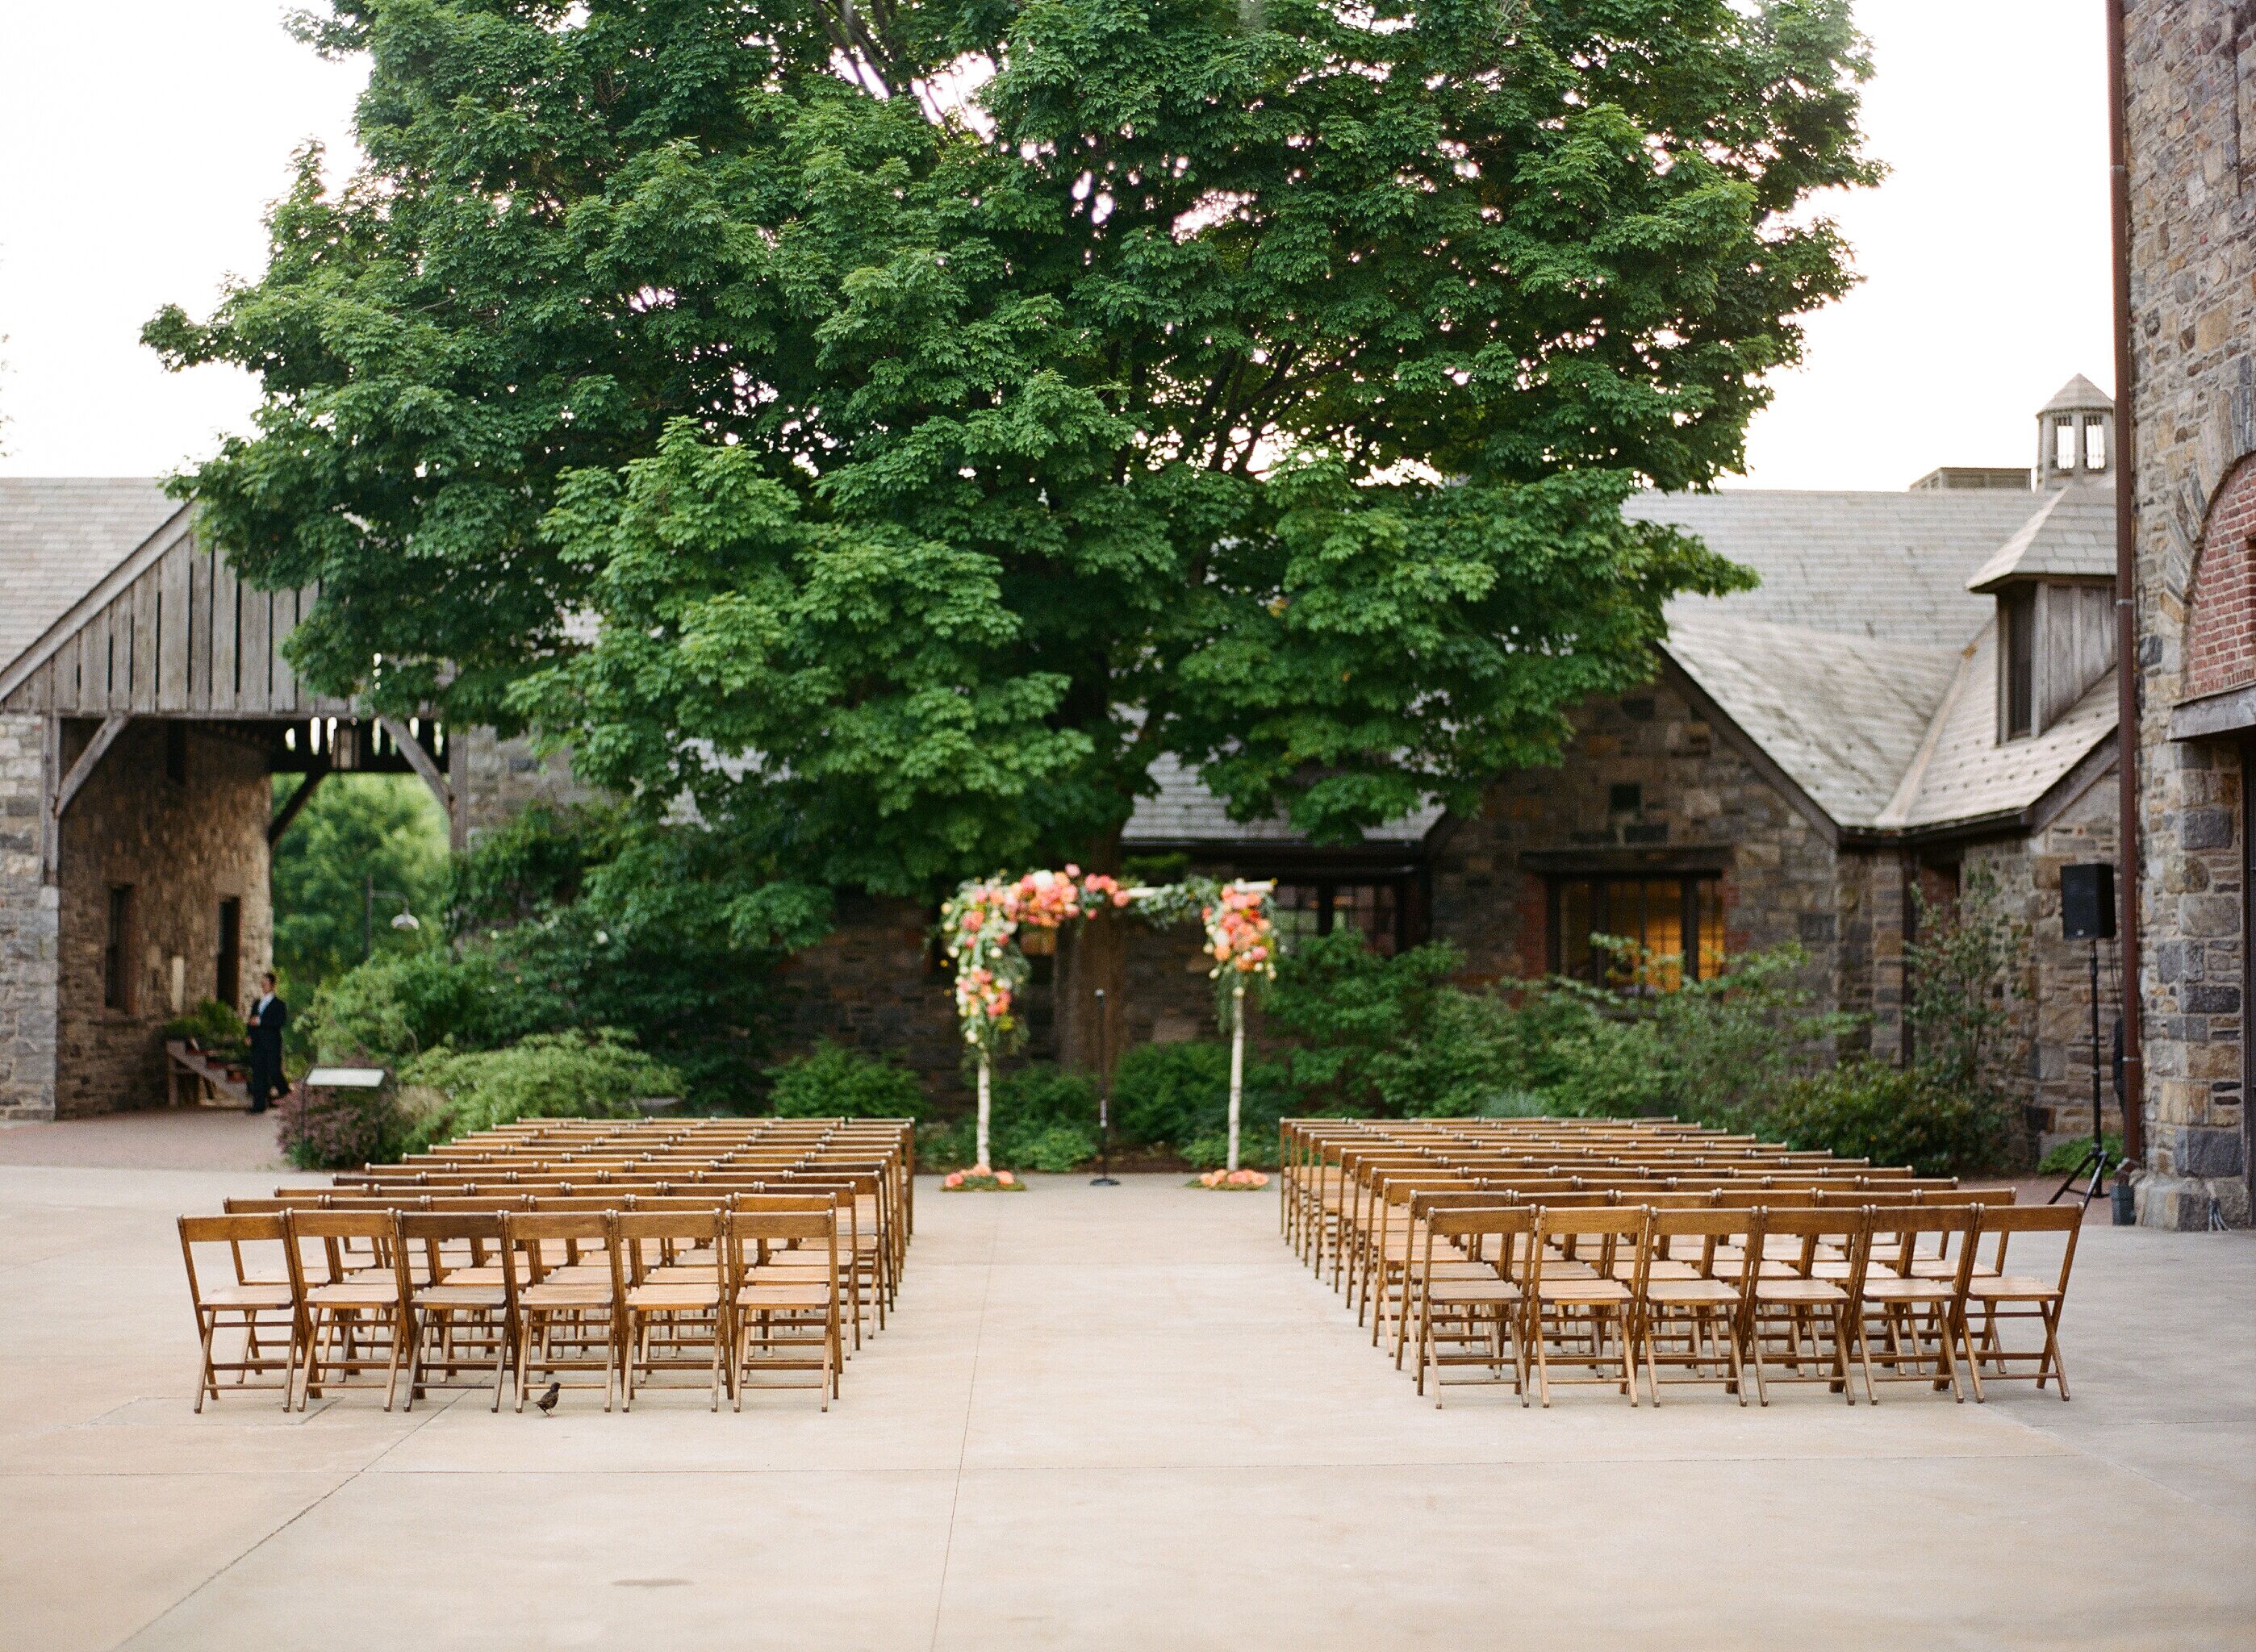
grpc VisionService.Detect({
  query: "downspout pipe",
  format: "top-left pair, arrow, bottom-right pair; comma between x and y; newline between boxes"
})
2108,0 -> 2145,1163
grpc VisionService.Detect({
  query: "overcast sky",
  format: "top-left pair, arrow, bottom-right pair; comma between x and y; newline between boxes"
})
0,1 -> 2112,489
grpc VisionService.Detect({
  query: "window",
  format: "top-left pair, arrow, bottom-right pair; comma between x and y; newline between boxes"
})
1270,878 -> 1407,957
2053,417 -> 2076,473
104,885 -> 135,1012
2083,416 -> 2107,473
215,898 -> 242,1012
2003,588 -> 2036,740
1548,875 -> 1723,992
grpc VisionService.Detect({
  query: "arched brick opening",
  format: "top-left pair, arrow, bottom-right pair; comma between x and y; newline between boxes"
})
2184,453 -> 2256,699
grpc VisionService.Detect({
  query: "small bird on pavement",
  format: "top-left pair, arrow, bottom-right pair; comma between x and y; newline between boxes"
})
534,1381 -> 560,1415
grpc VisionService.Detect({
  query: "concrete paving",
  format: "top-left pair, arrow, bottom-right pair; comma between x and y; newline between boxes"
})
1,1149 -> 2250,1651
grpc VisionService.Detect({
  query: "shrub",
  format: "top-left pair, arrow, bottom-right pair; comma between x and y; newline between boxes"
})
400,1029 -> 681,1150
1110,1041 -> 1292,1149
303,948 -> 513,1066
1180,1129 -> 1282,1171
1014,1122 -> 1099,1173
277,1081 -> 405,1171
1262,932 -> 1467,1111
1763,1061 -> 2007,1177
2037,1131 -> 2123,1174
984,1064 -> 1097,1168
767,1042 -> 926,1120
162,998 -> 245,1050
914,1117 -> 976,1172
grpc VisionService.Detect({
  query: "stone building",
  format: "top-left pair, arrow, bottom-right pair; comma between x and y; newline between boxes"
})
2121,2 -> 2256,1227
0,481 -> 455,1118
0,387 -> 2134,1136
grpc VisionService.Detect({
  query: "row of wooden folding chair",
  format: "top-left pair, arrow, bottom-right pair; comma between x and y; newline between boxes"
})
181,1201 -> 850,1413
1396,1201 -> 2081,1408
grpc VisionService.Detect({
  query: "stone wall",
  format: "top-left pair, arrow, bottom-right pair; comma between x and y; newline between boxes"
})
1424,676 -> 1848,1017
2125,2 -> 2256,1225
52,720 -> 273,1117
450,729 -> 591,847
0,713 -> 60,1120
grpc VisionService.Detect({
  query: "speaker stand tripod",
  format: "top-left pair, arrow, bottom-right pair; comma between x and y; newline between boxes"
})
2049,940 -> 2112,1208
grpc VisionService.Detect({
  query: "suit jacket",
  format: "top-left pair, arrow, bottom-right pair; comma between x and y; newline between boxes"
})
246,995 -> 287,1058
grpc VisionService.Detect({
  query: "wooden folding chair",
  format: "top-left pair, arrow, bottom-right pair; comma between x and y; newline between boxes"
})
1411,1205 -> 1533,1405
1638,1208 -> 1756,1405
282,1210 -> 413,1411
1961,1204 -> 2082,1401
1527,1208 -> 1648,1406
1857,1207 -> 1978,1402
612,1210 -> 726,1411
1746,1208 -> 1869,1405
503,1212 -> 620,1412
178,1214 -> 300,1411
398,1212 -> 516,1412
727,1207 -> 841,1411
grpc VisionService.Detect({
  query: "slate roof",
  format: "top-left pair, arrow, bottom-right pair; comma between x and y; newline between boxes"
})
1122,753 -> 1443,848
2042,373 -> 2112,414
1964,482 -> 2117,590
1624,489 -> 2040,648
1640,485 -> 2117,835
1662,614 -> 1965,828
0,478 -> 181,670
1877,621 -> 2117,830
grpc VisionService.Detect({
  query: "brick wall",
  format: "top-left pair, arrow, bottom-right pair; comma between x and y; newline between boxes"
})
2124,0 -> 2256,1224
2183,456 -> 2256,697
52,721 -> 272,1118
0,713 -> 61,1120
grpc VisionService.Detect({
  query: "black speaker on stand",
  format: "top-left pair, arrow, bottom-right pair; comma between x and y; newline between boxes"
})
2052,862 -> 2117,1208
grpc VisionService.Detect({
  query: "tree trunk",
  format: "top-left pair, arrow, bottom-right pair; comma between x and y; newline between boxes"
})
1056,828 -> 1127,1078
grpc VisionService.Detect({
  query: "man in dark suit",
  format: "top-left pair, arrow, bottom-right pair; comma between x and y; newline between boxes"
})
244,971 -> 288,1115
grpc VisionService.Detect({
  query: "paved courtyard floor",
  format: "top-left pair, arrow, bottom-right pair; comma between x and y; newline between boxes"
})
2,1123 -> 2252,1650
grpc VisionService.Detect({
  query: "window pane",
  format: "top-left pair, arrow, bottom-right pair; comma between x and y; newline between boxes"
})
1695,878 -> 1726,982
1332,882 -> 1400,957
1270,883 -> 1323,953
1560,880 -> 1594,982
1641,879 -> 1685,992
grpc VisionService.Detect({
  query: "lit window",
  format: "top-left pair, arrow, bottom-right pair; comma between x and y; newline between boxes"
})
1549,875 -> 1723,991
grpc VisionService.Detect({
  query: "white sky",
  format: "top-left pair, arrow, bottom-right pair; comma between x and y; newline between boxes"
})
0,1 -> 2112,490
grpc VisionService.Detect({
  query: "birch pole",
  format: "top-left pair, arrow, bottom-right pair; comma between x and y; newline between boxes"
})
976,1051 -> 993,1172
1227,975 -> 1247,1173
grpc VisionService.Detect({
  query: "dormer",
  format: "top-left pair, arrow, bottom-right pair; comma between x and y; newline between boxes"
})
1965,378 -> 2120,740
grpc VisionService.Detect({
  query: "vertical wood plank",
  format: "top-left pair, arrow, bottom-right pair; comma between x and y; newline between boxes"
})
185,547 -> 206,708
160,539 -> 191,706
81,603 -> 110,714
132,567 -> 159,711
211,553 -> 240,712
239,583 -> 272,712
271,587 -> 301,712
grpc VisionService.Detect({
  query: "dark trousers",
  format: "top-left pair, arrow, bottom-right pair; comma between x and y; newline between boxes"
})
248,1053 -> 286,1113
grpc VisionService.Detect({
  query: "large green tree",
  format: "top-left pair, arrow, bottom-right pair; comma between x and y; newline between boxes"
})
150,0 -> 1874,1060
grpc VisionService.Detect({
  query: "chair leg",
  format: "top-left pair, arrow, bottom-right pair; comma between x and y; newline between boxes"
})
193,1315 -> 219,1413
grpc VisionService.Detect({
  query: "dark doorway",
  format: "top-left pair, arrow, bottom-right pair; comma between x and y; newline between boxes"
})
216,897 -> 242,1013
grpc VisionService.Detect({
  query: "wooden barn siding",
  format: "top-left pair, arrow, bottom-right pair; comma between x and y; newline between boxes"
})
1,528 -> 350,719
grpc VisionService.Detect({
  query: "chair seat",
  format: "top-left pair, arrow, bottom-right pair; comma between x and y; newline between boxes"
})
520,1282 -> 612,1308
1428,1279 -> 1523,1304
1646,1279 -> 1738,1306
414,1283 -> 506,1308
737,1285 -> 832,1309
201,1283 -> 295,1309
629,1283 -> 721,1310
1862,1277 -> 1956,1303
307,1280 -> 399,1307
1538,1279 -> 1631,1304
1968,1276 -> 2062,1302
1753,1279 -> 1847,1305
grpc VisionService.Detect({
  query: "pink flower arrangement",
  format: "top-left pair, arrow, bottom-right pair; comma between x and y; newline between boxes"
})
1197,1168 -> 1269,1189
1201,884 -> 1276,980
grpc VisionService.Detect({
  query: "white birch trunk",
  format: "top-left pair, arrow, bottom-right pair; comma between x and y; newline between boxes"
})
1227,977 -> 1246,1173
976,1052 -> 992,1172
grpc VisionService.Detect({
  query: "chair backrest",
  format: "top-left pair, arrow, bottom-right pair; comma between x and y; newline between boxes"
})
1974,1203 -> 2083,1288
1755,1206 -> 1871,1283
1648,1206 -> 1757,1272
503,1211 -> 612,1283
1532,1205 -> 1648,1282
1865,1206 -> 1980,1281
282,1208 -> 405,1292
178,1212 -> 289,1298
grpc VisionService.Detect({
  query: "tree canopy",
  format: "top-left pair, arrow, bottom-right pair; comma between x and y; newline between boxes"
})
151,0 -> 1874,945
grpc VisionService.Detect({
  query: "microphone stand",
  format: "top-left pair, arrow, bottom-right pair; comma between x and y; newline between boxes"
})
1090,986 -> 1119,1186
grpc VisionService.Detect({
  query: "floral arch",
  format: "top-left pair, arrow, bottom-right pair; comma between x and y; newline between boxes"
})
940,870 -> 1276,1175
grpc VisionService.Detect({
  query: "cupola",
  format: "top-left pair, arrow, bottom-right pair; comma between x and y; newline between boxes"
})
2036,374 -> 2114,489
